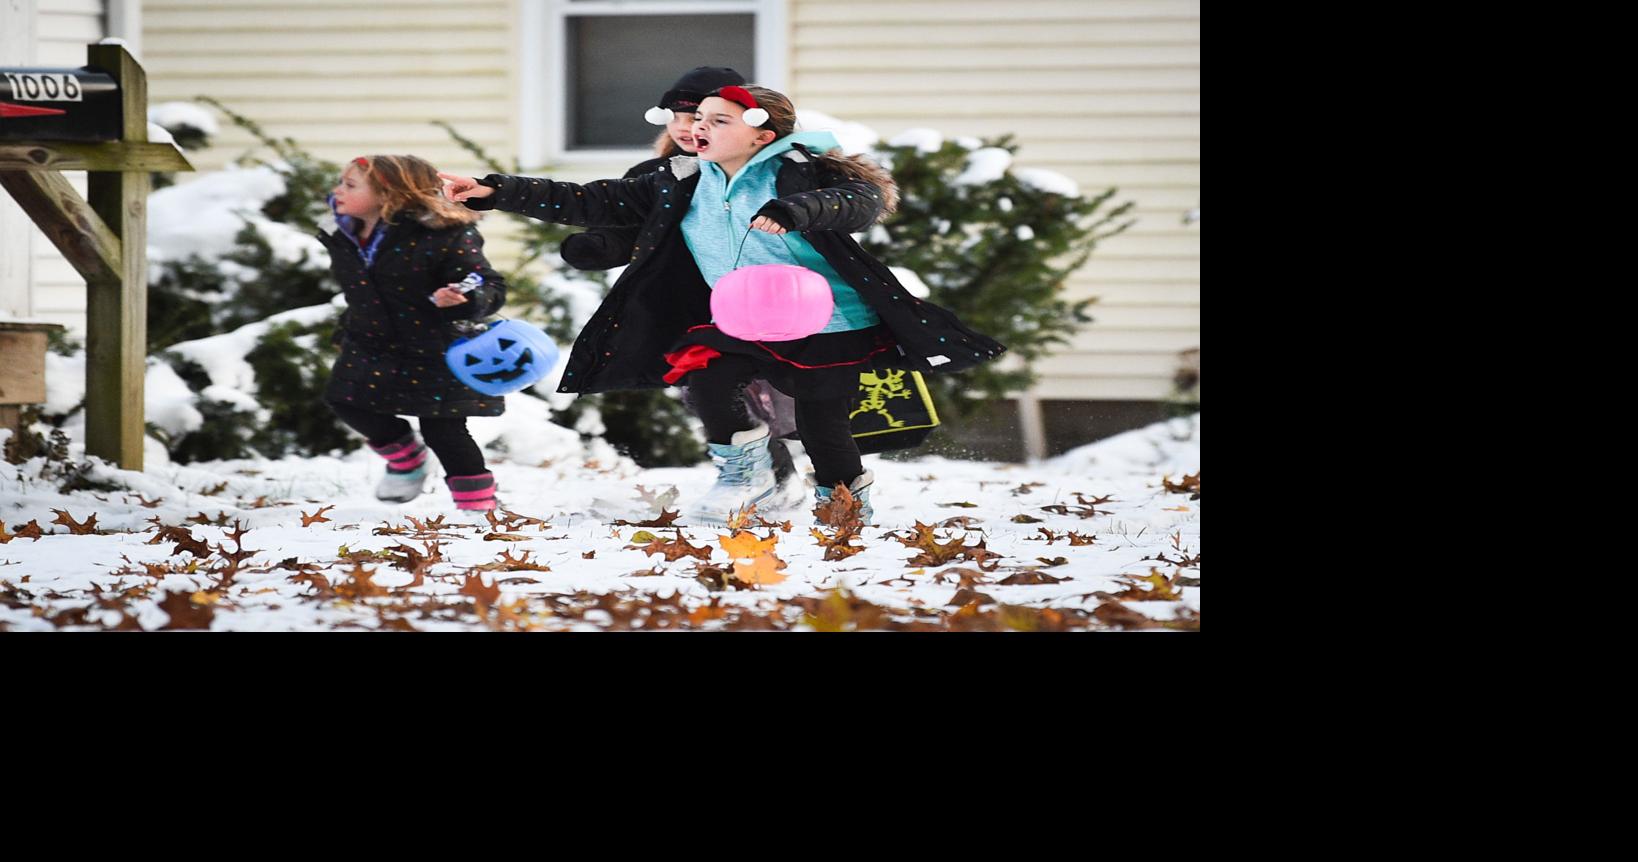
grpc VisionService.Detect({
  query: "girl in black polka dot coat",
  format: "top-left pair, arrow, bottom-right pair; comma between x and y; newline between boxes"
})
315,155 -> 508,510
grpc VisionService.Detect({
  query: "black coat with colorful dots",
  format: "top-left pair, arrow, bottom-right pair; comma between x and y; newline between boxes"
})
465,144 -> 1006,395
315,210 -> 508,418
557,155 -> 668,271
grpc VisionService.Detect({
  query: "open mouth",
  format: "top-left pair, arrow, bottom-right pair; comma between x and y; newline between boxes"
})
694,135 -> 711,153
470,348 -> 534,384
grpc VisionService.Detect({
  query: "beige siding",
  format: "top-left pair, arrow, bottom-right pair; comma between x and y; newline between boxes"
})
140,0 -> 533,280
792,0 -> 1200,401
143,0 -> 516,173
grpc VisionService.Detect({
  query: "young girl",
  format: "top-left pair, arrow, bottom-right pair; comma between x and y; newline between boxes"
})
318,154 -> 508,511
441,86 -> 1005,524
558,67 -> 812,506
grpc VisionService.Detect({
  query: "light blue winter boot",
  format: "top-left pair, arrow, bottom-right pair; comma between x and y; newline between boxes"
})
813,470 -> 875,526
685,423 -> 778,525
375,462 -> 431,503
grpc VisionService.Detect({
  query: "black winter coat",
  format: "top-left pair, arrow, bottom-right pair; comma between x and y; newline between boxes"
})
316,210 -> 509,417
465,144 -> 1006,395
558,155 -> 667,271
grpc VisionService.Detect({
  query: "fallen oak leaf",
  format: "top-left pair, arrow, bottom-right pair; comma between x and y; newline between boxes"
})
631,530 -> 712,563
1000,569 -> 1070,585
49,509 -> 100,534
157,589 -> 215,630
946,588 -> 997,608
299,505 -> 334,527
809,527 -> 866,561
459,573 -> 502,613
1010,514 -> 1045,524
614,508 -> 681,528
932,567 -> 992,589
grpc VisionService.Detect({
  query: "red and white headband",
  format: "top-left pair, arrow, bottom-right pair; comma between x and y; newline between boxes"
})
715,86 -> 770,127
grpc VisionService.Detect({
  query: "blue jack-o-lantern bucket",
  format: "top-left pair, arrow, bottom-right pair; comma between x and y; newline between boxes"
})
445,319 -> 559,397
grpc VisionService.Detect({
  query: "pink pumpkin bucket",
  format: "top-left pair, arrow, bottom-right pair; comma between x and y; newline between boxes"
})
710,264 -> 834,341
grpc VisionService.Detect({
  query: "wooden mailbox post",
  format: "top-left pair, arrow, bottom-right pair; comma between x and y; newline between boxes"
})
0,43 -> 193,470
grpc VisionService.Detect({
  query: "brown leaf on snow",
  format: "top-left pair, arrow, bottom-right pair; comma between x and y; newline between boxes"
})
1000,568 -> 1070,585
1103,569 -> 1185,602
754,515 -> 794,533
891,522 -> 1002,570
932,567 -> 992,589
334,563 -> 388,600
1093,600 -> 1199,631
148,525 -> 211,559
582,550 -> 596,559
946,588 -> 997,608
299,505 -> 334,527
631,530 -> 712,563
794,589 -> 891,632
940,516 -> 983,529
810,527 -> 866,561
482,531 -> 530,543
288,571 -> 334,598
49,509 -> 100,535
1010,514 -> 1045,524
497,509 -> 552,530
9,520 -> 45,541
472,548 -> 552,573
614,508 -> 682,528
1161,472 -> 1200,500
158,589 -> 215,630
459,574 -> 501,613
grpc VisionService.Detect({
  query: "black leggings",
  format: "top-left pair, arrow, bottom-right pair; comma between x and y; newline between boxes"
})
330,404 -> 488,477
688,355 -> 864,489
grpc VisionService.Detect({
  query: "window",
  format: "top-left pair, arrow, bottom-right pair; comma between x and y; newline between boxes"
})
521,0 -> 788,165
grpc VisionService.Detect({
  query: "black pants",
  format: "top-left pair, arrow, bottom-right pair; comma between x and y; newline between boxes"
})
688,354 -> 864,489
330,403 -> 488,477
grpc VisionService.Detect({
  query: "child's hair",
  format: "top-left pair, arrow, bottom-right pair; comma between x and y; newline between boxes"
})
348,154 -> 481,227
653,128 -> 685,158
716,85 -> 899,220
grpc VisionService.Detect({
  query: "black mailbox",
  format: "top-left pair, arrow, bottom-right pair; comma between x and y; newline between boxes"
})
0,66 -> 122,142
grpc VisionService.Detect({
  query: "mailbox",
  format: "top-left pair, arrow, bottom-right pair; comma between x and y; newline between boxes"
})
0,66 -> 122,142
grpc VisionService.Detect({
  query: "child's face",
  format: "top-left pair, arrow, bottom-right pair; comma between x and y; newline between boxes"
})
332,165 -> 381,218
668,110 -> 700,153
691,96 -> 773,164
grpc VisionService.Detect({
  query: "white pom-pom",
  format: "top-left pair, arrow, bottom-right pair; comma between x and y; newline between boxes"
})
743,107 -> 769,127
644,106 -> 674,125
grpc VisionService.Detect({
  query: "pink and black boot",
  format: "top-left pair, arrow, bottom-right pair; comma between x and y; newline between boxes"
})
446,472 -> 499,511
371,433 -> 431,503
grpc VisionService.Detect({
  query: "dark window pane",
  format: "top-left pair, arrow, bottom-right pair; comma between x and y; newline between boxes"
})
567,14 -> 755,150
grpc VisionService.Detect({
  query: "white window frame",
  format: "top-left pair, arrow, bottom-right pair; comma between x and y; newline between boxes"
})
519,0 -> 788,168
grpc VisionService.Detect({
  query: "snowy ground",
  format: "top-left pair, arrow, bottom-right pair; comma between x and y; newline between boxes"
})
1,415 -> 1199,632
